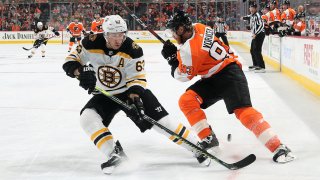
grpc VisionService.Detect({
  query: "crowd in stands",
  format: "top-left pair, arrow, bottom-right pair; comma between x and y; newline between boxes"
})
0,0 -> 319,37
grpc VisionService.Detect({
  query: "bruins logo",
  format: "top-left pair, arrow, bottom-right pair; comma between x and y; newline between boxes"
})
132,42 -> 140,49
98,66 -> 122,88
89,34 -> 97,41
76,45 -> 82,53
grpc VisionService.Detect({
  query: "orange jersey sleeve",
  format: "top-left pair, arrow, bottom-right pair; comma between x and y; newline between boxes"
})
91,18 -> 105,33
175,23 -> 241,82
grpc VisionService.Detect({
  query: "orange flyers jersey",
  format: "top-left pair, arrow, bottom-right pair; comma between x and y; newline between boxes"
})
67,22 -> 84,36
174,23 -> 241,82
262,15 -> 268,23
271,8 -> 281,21
265,12 -> 274,23
294,21 -> 306,33
281,8 -> 296,21
91,18 -> 105,33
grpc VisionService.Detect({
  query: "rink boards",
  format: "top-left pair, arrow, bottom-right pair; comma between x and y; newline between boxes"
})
0,30 -> 319,96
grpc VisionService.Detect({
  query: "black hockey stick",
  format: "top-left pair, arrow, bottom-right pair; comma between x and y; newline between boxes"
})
115,0 -> 165,44
95,86 -> 256,170
22,36 -> 55,51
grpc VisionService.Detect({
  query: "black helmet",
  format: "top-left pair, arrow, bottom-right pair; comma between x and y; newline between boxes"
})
166,11 -> 192,33
270,0 -> 277,5
284,0 -> 290,5
249,1 -> 257,8
264,4 -> 270,9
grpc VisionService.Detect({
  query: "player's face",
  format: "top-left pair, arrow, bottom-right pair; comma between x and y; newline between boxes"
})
106,32 -> 126,50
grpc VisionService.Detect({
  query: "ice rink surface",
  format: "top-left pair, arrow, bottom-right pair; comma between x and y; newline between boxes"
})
0,43 -> 320,180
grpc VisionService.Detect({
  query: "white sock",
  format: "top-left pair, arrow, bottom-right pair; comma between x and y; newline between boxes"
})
80,108 -> 114,158
152,116 -> 199,153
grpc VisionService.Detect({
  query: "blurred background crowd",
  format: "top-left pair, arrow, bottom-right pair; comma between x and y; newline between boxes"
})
0,0 -> 319,37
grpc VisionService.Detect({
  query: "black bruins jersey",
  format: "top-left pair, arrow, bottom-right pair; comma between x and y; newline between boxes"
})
65,34 -> 146,95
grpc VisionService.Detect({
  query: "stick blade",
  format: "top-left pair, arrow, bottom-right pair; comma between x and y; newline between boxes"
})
228,154 -> 256,170
22,47 -> 31,51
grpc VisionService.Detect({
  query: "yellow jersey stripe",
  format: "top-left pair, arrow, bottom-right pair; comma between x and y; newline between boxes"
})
116,52 -> 132,59
87,49 -> 105,54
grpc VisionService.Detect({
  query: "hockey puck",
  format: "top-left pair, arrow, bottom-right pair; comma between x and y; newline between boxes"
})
227,134 -> 232,142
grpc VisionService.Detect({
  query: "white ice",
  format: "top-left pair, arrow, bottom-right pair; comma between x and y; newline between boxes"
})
0,43 -> 320,180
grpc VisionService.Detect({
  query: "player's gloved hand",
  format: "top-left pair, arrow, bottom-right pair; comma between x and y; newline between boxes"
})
126,94 -> 145,123
161,40 -> 178,66
54,31 -> 60,36
34,39 -> 43,48
82,30 -> 89,36
78,64 -> 96,94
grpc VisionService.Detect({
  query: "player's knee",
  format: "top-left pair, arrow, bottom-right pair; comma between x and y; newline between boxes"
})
179,90 -> 202,114
234,107 -> 263,129
80,108 -> 104,134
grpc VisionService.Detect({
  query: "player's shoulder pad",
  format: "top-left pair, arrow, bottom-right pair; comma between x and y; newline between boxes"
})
81,33 -> 105,50
119,37 -> 143,59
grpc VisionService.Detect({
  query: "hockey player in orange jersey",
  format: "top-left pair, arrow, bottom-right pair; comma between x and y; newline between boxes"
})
90,13 -> 105,34
66,19 -> 87,52
281,0 -> 296,27
161,11 -> 296,163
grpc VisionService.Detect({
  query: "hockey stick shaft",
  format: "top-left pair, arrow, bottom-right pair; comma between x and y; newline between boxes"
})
115,0 -> 165,44
95,86 -> 256,170
22,36 -> 55,51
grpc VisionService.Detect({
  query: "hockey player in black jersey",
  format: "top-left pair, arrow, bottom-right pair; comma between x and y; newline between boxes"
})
62,15 -> 210,175
27,22 -> 60,59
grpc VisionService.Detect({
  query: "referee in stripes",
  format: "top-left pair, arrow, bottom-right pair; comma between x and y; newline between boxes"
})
214,17 -> 229,46
243,1 -> 266,73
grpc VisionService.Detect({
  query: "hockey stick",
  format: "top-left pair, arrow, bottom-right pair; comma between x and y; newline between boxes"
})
115,0 -> 165,44
22,36 -> 56,51
95,86 -> 256,170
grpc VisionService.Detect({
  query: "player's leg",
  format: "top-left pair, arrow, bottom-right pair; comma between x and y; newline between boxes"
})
179,79 -> 220,151
41,39 -> 48,58
221,34 -> 229,46
222,63 -> 295,163
136,89 -> 210,165
28,39 -> 40,58
68,37 -> 75,52
80,94 -> 127,174
76,36 -> 81,45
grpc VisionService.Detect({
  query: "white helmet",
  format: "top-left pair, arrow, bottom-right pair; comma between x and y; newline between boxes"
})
37,22 -> 43,29
102,15 -> 127,33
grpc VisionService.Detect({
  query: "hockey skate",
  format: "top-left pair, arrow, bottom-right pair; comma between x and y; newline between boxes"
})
199,132 -> 219,150
101,140 -> 128,174
248,66 -> 258,71
194,131 -> 219,166
273,144 -> 296,163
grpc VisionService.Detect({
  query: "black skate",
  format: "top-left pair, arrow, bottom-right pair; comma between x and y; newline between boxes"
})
194,131 -> 219,166
199,132 -> 219,150
101,140 -> 128,174
194,142 -> 211,166
273,144 -> 296,163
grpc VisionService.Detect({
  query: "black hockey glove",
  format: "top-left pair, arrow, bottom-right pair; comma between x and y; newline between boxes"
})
161,40 -> 178,66
126,96 -> 145,123
54,31 -> 60,36
78,64 -> 96,94
34,39 -> 43,48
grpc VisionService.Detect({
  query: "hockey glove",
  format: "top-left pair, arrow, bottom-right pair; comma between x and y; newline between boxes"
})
79,64 -> 96,94
54,31 -> 60,36
161,40 -> 178,66
34,39 -> 43,48
126,95 -> 145,123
